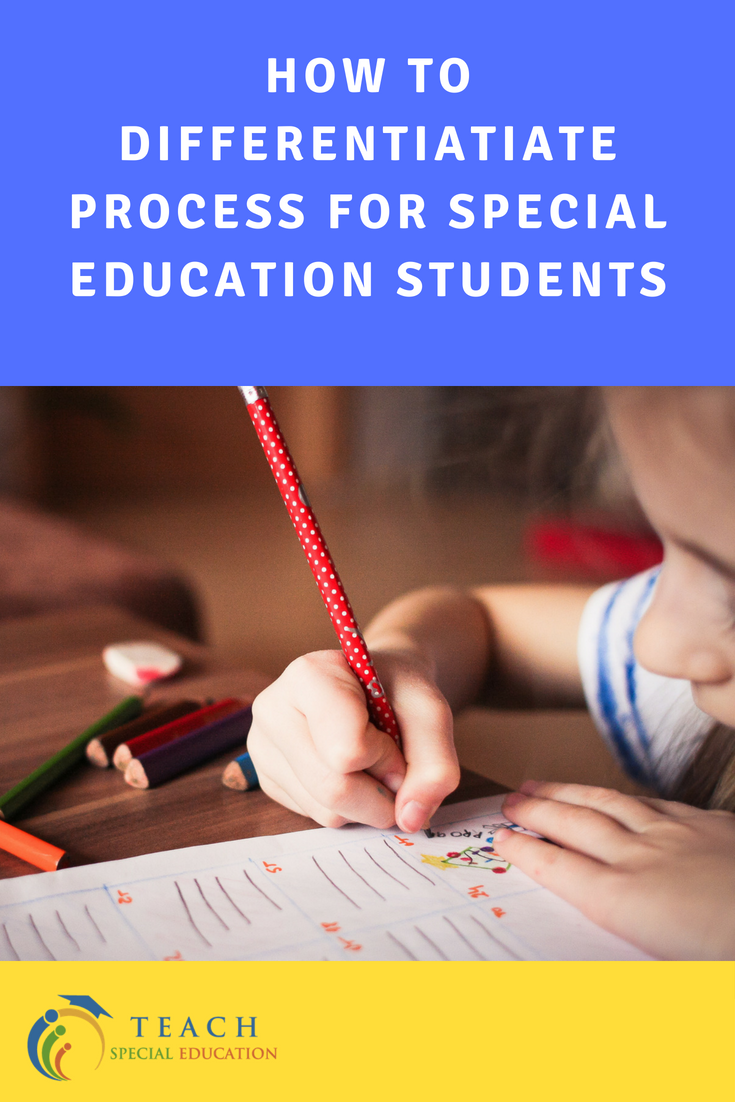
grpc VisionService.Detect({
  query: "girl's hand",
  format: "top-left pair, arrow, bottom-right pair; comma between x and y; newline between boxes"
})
247,649 -> 460,834
493,781 -> 735,960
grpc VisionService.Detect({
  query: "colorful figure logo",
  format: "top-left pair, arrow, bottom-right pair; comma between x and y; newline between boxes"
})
27,995 -> 111,1080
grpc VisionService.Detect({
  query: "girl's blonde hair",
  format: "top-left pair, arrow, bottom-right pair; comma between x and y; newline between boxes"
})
672,725 -> 735,812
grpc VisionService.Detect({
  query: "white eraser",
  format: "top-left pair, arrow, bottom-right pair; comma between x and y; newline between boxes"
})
102,641 -> 183,688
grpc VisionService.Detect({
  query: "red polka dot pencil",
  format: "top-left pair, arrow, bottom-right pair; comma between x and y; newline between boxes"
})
238,386 -> 401,748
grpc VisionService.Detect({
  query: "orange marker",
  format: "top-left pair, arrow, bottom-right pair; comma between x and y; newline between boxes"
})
0,820 -> 68,872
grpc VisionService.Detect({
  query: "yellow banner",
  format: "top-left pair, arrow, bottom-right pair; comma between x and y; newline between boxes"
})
1,962 -> 733,1102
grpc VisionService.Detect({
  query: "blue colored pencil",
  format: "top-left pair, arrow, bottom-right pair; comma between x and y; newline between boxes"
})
222,752 -> 260,791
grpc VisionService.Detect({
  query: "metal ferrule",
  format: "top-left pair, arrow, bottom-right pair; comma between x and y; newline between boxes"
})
239,386 -> 269,405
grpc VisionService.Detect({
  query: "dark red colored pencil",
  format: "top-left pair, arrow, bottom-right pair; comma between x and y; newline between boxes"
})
112,698 -> 243,770
124,706 -> 253,789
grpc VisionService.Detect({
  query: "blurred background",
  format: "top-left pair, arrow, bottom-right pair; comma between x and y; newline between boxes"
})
0,385 -> 662,674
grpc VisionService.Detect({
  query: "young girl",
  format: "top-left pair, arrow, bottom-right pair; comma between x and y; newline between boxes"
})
246,387 -> 735,961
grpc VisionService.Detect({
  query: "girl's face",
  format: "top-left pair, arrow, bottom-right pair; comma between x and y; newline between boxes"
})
607,387 -> 735,727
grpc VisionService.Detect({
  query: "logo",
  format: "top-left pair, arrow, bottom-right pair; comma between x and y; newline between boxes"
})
27,996 -> 112,1080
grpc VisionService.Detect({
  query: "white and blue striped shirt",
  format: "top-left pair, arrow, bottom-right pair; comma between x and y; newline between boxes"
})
578,568 -> 714,795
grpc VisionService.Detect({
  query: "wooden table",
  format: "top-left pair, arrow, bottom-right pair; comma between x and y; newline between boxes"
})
0,606 -> 503,879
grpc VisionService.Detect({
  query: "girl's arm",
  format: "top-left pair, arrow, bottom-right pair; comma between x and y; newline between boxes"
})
247,584 -> 594,833
365,584 -> 594,710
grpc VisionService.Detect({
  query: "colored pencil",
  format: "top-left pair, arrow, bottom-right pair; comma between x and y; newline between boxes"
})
86,701 -> 201,767
238,386 -> 401,748
124,706 -> 253,789
0,820 -> 68,872
0,696 -> 142,821
113,697 -> 243,771
222,751 -> 260,791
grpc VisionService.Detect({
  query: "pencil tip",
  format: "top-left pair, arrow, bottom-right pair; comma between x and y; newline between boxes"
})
124,760 -> 149,789
86,740 -> 109,768
113,747 -> 131,772
223,761 -> 247,790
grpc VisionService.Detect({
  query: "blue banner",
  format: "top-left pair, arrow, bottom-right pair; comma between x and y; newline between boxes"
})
2,0 -> 732,382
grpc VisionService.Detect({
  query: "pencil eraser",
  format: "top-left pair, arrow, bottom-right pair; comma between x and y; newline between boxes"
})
103,641 -> 183,688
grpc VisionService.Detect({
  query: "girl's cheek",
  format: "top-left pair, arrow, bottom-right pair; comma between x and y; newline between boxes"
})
691,682 -> 735,729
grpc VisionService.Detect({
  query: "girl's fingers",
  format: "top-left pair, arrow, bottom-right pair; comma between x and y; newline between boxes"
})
491,828 -> 621,929
500,792 -> 634,864
278,652 -> 408,786
517,781 -> 663,832
386,676 -> 460,834
255,771 -> 310,819
252,649 -> 459,833
248,717 -> 398,830
636,796 -> 705,819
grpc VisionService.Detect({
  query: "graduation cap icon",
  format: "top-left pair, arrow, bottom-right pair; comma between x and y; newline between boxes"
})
59,996 -> 112,1019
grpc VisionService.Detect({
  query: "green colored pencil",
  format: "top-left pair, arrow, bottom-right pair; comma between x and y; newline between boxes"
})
0,696 -> 142,821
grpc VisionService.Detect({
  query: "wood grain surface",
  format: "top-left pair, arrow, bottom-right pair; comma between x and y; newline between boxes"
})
0,605 -> 503,879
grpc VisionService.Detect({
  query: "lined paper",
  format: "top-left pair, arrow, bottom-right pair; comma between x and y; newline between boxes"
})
0,796 -> 650,961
